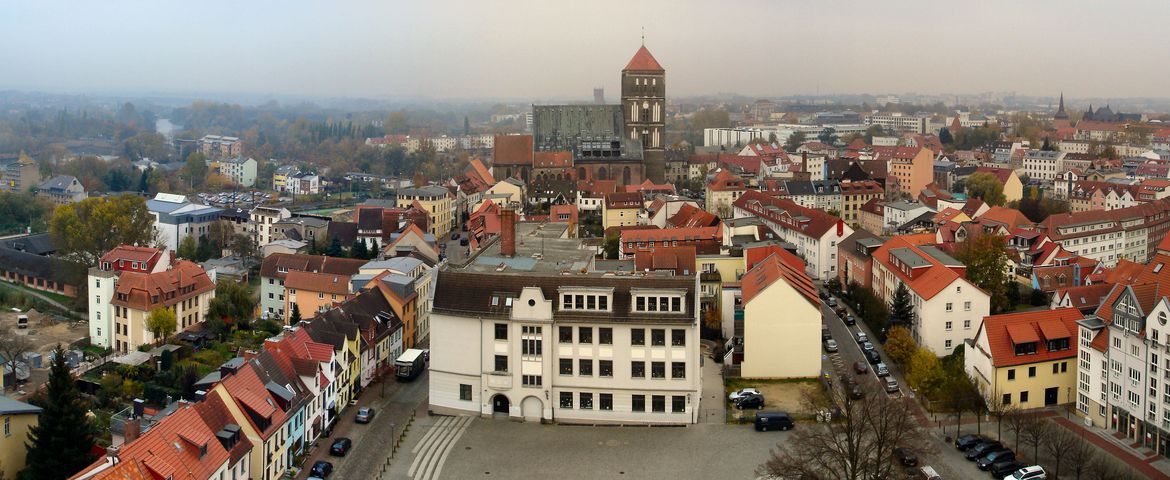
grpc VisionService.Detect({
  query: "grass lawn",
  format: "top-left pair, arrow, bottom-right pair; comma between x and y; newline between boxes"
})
0,281 -> 75,312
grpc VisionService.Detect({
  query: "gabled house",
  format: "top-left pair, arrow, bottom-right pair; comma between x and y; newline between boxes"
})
965,308 -> 1082,410
737,252 -> 821,378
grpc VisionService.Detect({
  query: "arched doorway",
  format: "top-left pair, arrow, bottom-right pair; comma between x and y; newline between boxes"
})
578,167 -> 587,181
597,167 -> 607,180
521,396 -> 543,422
622,167 -> 631,185
492,394 -> 511,415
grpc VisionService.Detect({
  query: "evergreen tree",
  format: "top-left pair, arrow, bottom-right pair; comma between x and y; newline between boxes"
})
289,303 -> 302,324
889,283 -> 915,327
326,235 -> 344,257
938,127 -> 954,144
351,239 -> 369,260
463,116 -> 470,136
23,344 -> 97,479
369,238 -> 380,259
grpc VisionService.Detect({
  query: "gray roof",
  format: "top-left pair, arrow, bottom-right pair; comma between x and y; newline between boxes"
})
890,248 -> 930,269
362,256 -> 425,274
0,395 -> 41,415
219,156 -> 254,165
782,180 -> 841,196
397,185 -> 449,198
918,246 -> 963,267
38,174 -> 80,192
886,200 -> 931,212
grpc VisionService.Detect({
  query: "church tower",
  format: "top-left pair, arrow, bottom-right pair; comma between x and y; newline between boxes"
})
1053,92 -> 1070,129
622,44 -> 666,183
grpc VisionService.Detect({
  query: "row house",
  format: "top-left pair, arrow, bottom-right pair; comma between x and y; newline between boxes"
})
871,236 -> 991,356
619,226 -> 722,257
102,258 -> 216,353
872,146 -> 933,198
839,180 -> 885,226
1040,197 -> 1170,267
837,230 -> 883,290
771,180 -> 843,214
251,206 -> 292,246
965,308 -> 1083,411
602,191 -> 645,230
732,190 -> 852,280
259,254 -> 365,321
396,185 -> 455,238
1021,150 -> 1068,181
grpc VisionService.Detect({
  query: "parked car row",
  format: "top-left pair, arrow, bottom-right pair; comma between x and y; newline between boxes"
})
954,434 -> 1047,479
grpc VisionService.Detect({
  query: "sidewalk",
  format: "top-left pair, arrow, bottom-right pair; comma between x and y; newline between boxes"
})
1053,416 -> 1170,480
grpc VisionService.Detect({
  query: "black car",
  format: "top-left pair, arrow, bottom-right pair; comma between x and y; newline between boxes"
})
976,449 -> 1015,470
822,326 -> 832,341
310,460 -> 334,478
892,447 -> 918,467
843,314 -> 856,326
819,291 -> 829,300
989,460 -> 1027,478
844,380 -> 864,400
864,349 -> 881,365
451,232 -> 460,240
954,433 -> 987,451
754,411 -> 794,432
330,437 -> 353,456
735,393 -> 765,410
965,441 -> 1003,461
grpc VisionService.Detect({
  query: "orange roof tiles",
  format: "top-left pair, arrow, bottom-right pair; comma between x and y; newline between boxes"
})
284,270 -> 351,296
979,308 -> 1083,367
111,260 -> 215,312
976,206 -> 1032,231
871,236 -> 968,300
741,252 -> 819,307
974,166 -> 1016,185
706,168 -> 746,191
533,151 -> 572,168
492,135 -> 534,166
604,191 -> 643,209
623,45 -> 664,72
733,190 -> 845,239
666,203 -> 719,229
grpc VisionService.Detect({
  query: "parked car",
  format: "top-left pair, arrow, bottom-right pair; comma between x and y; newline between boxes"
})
892,446 -> 918,467
451,232 -> 460,240
989,461 -> 1027,479
728,388 -> 760,402
965,441 -> 1004,460
754,411 -> 794,431
855,332 -> 869,344
330,438 -> 353,456
823,339 -> 839,353
355,407 -> 375,424
827,297 -> 838,307
844,380 -> 864,400
853,361 -> 869,374
861,341 -> 875,351
843,314 -> 856,326
978,450 -> 1016,470
864,349 -> 881,365
822,325 -> 831,340
883,377 -> 899,393
459,238 -> 469,246
1004,465 -> 1046,480
835,307 -> 847,317
310,460 -> 334,478
954,433 -> 988,451
735,393 -> 765,410
874,363 -> 889,377
819,291 -> 830,300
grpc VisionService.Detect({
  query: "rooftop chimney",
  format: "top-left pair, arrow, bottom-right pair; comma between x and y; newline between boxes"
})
132,398 -> 145,418
124,418 -> 141,443
500,208 -> 517,258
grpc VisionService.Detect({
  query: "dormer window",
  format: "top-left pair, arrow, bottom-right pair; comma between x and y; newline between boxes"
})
1047,337 -> 1070,351
1014,342 -> 1037,355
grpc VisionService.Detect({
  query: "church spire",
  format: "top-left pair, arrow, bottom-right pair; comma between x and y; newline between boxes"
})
1058,92 -> 1065,113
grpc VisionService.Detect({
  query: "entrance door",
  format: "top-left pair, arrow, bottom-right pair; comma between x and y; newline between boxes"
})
1044,387 -> 1059,406
492,395 -> 510,415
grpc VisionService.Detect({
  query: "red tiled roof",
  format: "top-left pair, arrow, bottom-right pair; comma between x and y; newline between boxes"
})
741,251 -> 819,307
578,179 -> 619,196
633,246 -> 697,275
707,168 -> 747,191
111,260 -> 215,312
623,45 -> 664,72
666,203 -> 719,229
533,151 -> 572,168
1103,259 -> 1144,285
219,363 -> 287,440
101,245 -> 163,265
468,158 -> 494,185
260,254 -> 366,280
871,236 -> 969,300
492,135 -> 534,166
604,191 -> 643,209
733,190 -> 845,238
974,166 -> 1015,185
975,206 -> 1031,231
621,226 -> 721,244
1089,328 -> 1109,353
285,270 -> 351,296
1054,283 -> 1115,311
625,178 -> 676,194
979,308 -> 1083,367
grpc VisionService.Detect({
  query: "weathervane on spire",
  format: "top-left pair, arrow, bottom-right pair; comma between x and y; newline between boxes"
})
641,26 -> 645,46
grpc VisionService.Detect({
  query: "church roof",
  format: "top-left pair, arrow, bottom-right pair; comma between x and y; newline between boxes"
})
623,45 -> 664,72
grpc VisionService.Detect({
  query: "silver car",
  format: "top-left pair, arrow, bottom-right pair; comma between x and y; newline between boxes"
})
823,339 -> 839,353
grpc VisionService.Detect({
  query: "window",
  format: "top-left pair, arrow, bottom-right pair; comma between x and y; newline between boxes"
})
579,327 -> 593,344
671,329 -> 685,346
672,362 -> 686,379
495,323 -> 508,340
494,355 -> 508,373
599,360 -> 613,377
579,393 -> 594,410
1008,369 -> 1016,380
1053,363 -> 1060,374
600,393 -> 613,411
631,361 -> 645,378
1003,393 -> 1011,405
632,329 -> 645,346
945,321 -> 952,331
652,395 -> 666,413
599,296 -> 608,310
579,359 -> 593,376
636,296 -> 645,311
1020,391 -> 1030,403
964,319 -> 971,329
522,338 -> 542,356
632,395 -> 646,412
560,358 -> 573,375
459,384 -> 472,401
599,328 -> 613,345
523,375 -> 542,387
946,302 -> 953,312
672,396 -> 685,413
560,392 -> 573,408
964,301 -> 971,311
651,362 -> 666,378
651,329 -> 666,346
1028,366 -> 1036,378
945,340 -> 952,349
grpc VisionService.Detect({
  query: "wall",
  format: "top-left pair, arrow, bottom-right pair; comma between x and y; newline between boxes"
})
741,282 -> 820,378
0,412 -> 37,479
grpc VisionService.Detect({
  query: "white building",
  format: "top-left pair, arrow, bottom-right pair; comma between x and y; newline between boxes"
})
145,193 -> 223,252
87,246 -> 170,348
732,190 -> 852,280
251,206 -> 292,246
217,157 -> 258,187
883,201 -> 935,234
1021,150 -> 1068,182
864,113 -> 928,134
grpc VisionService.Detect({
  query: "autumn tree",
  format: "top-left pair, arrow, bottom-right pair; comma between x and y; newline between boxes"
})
965,172 -> 1006,206
603,234 -> 620,260
49,194 -> 160,266
146,307 -> 177,343
205,281 -> 254,333
784,131 -> 806,152
883,326 -> 916,365
905,347 -> 944,396
0,326 -> 33,390
22,345 -> 98,479
183,152 -> 208,189
953,233 -> 1010,313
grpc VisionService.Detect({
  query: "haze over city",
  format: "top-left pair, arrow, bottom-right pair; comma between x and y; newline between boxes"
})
3,0 -> 1169,100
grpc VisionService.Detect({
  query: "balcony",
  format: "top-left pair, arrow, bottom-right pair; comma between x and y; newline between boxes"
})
700,272 -> 722,283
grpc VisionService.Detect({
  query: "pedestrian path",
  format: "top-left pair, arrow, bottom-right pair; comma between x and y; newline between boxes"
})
405,415 -> 474,480
1053,416 -> 1170,480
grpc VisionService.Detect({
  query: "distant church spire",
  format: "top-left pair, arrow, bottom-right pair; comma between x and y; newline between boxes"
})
1058,92 -> 1065,113
1053,91 -> 1069,121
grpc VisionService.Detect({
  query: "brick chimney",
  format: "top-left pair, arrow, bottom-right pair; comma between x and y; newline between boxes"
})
500,208 -> 517,258
124,418 -> 141,442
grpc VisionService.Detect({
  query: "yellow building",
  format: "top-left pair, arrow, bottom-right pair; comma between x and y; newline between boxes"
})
738,252 -> 822,378
965,308 -> 1082,410
109,260 -> 216,353
602,191 -> 644,231
0,396 -> 40,480
704,168 -> 746,217
397,185 -> 454,238
840,180 -> 885,226
975,166 -> 1024,204
210,362 -> 293,480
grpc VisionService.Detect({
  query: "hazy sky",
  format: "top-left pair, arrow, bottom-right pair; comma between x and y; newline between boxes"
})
2,0 -> 1167,101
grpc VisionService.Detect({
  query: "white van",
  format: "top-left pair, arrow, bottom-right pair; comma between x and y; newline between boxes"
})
919,466 -> 941,480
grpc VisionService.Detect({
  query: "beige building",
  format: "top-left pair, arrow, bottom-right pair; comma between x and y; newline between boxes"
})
602,191 -> 644,230
965,308 -> 1082,411
840,180 -> 885,226
704,168 -> 746,217
251,206 -> 292,246
0,396 -> 40,480
36,175 -> 86,205
110,260 -> 216,353
397,185 -> 454,238
2,156 -> 42,193
739,252 -> 822,378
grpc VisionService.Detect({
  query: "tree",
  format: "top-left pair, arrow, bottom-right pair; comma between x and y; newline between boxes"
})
883,326 -> 916,365
351,239 -> 369,260
783,131 -> 806,152
1043,421 -> 1082,479
326,235 -> 345,257
146,307 -> 177,343
49,194 -> 159,266
0,327 -> 33,391
183,152 -> 208,189
905,347 -> 944,395
938,127 -> 954,145
817,127 -> 838,146
205,281 -> 254,333
1017,411 -> 1050,462
22,344 -> 98,480
965,172 -> 1006,206
888,283 -> 915,327
757,382 -> 925,480
863,125 -> 883,144
602,234 -> 620,260
289,303 -> 302,324
369,238 -> 380,259
703,308 -> 722,332
176,235 -> 198,260
953,233 -> 1011,313
1030,287 -> 1048,306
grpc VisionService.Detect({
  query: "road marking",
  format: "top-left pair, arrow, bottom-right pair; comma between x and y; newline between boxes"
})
409,415 -> 473,480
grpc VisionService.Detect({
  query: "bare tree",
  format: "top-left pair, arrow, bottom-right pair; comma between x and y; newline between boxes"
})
982,388 -> 1010,440
1002,404 -> 1027,451
1086,453 -> 1145,480
757,383 -> 927,480
1042,421 -> 1080,479
1063,429 -> 1097,480
0,326 -> 33,389
1017,412 -> 1051,464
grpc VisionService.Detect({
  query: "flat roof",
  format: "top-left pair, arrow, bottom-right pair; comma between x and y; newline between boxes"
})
456,222 -> 593,274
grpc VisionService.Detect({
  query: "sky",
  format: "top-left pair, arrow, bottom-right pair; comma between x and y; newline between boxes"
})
1,0 -> 1168,102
